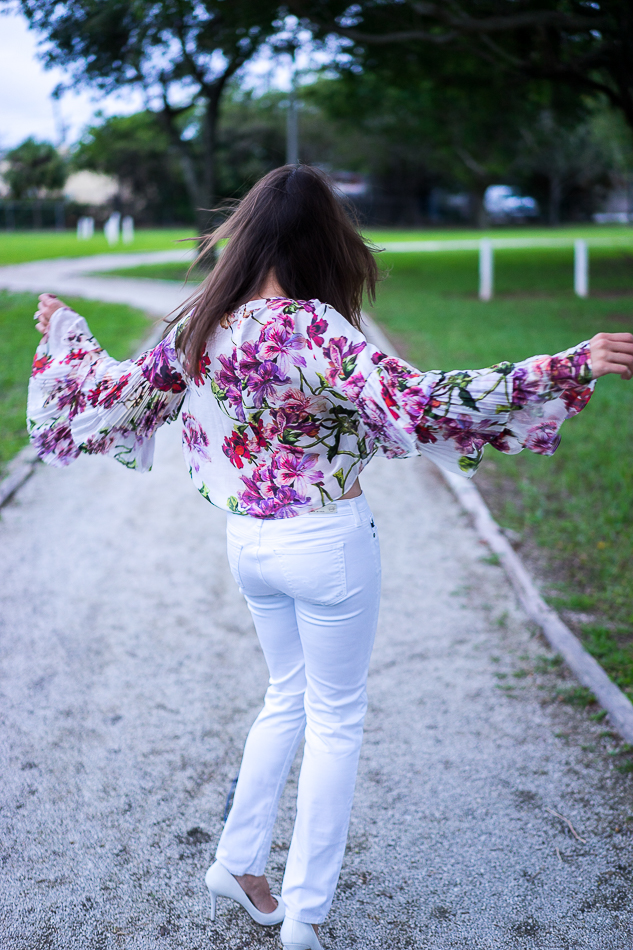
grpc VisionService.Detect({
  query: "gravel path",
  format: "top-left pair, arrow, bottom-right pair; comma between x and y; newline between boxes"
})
1,258 -> 632,949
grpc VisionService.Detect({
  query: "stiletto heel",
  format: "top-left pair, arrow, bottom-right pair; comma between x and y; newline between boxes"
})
280,918 -> 325,949
205,861 -> 285,926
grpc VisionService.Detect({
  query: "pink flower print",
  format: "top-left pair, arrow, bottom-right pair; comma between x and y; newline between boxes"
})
281,388 -> 327,417
62,348 -> 91,365
414,421 -> 438,445
274,451 -> 324,493
306,315 -> 328,349
379,376 -> 400,420
194,351 -> 211,386
342,371 -> 366,403
84,431 -> 116,456
371,350 -> 387,365
323,336 -> 366,385
216,351 -> 242,390
141,339 -> 186,393
438,414 -> 490,455
248,417 -> 270,451
238,462 -> 309,518
215,352 -> 245,420
97,373 -> 132,409
32,353 -> 53,376
238,340 -> 262,377
511,367 -> 541,408
524,420 -> 561,455
223,429 -> 254,469
247,361 -> 291,408
561,385 -> 593,415
258,324 -> 306,372
401,383 -> 434,425
32,421 -> 79,464
53,377 -> 87,419
182,412 -> 213,472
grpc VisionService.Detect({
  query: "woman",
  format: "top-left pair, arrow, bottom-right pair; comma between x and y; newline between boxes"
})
29,165 -> 633,950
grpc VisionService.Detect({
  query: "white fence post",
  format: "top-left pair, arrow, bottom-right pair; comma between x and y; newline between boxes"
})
104,212 -> 121,245
122,215 -> 134,244
479,239 -> 494,301
76,216 -> 94,240
574,239 -> 588,297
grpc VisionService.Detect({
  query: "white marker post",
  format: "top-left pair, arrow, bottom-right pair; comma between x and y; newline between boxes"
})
122,215 -> 134,244
76,216 -> 94,240
479,238 -> 494,301
574,239 -> 588,297
104,212 -> 121,245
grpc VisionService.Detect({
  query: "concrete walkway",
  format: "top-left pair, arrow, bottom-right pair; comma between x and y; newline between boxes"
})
1,258 -> 632,949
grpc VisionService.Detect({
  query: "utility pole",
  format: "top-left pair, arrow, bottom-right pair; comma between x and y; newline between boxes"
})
286,67 -> 299,165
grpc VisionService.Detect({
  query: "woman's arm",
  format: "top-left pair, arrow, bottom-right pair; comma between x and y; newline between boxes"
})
29,294 -> 187,471
311,303 -> 632,477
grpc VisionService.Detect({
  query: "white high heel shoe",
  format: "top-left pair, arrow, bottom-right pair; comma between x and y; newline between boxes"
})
280,917 -> 325,949
205,861 -> 285,925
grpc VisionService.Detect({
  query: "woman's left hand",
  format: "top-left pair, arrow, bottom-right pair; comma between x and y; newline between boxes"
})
590,332 -> 633,380
34,293 -> 67,336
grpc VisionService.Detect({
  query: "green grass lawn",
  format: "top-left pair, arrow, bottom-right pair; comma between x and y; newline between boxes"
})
366,224 -> 633,246
0,292 -> 151,473
0,228 -> 195,266
95,261 -> 203,282
368,250 -> 633,696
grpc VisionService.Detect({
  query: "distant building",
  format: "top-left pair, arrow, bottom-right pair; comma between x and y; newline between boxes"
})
64,171 -> 118,206
330,171 -> 369,197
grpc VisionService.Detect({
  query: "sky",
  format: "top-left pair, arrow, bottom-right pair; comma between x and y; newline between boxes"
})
0,10 -> 146,150
0,11 -> 332,152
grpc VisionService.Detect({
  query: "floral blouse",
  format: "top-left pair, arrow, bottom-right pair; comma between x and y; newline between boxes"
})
28,297 -> 594,519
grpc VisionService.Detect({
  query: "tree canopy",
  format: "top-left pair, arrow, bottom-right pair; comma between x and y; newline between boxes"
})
4,137 -> 67,199
9,0 -> 286,228
290,0 -> 633,131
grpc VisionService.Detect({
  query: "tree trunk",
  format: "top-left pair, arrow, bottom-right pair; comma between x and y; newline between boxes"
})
549,173 -> 562,225
471,188 -> 489,228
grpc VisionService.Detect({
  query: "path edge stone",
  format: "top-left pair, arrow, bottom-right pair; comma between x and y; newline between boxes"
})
363,313 -> 633,745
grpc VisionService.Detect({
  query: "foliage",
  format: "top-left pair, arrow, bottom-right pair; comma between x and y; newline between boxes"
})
73,112 -> 193,224
11,0 -> 285,229
292,0 -> 633,133
0,291 -> 150,473
4,137 -> 67,199
308,71 -> 625,225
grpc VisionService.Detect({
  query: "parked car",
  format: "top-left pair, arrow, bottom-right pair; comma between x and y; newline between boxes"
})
484,185 -> 539,221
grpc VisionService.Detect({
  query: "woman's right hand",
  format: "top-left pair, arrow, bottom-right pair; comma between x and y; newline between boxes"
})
34,293 -> 67,336
590,332 -> 633,380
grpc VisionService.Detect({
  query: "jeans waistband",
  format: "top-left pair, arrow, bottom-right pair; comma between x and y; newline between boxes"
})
226,493 -> 372,537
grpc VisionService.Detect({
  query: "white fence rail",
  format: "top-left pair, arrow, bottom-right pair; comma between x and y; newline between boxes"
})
381,235 -> 623,299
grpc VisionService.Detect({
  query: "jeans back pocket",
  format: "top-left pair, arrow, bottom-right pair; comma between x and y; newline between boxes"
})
273,541 -> 347,606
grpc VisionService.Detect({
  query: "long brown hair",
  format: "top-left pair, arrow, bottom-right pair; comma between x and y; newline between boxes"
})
173,164 -> 380,376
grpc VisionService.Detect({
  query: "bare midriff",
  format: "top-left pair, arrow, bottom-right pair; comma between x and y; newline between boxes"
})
340,478 -> 362,499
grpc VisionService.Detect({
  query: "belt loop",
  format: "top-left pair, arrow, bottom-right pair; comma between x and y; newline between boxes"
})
351,496 -> 362,527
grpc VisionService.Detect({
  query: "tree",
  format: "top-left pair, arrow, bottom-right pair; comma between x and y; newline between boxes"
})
73,112 -> 193,224
10,1 -> 285,231
4,137 -> 66,199
516,109 -> 613,224
290,0 -> 633,133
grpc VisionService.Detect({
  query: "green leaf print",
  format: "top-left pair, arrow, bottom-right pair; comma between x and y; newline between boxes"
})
333,468 -> 346,490
198,482 -> 213,502
458,454 -> 481,473
227,495 -> 240,512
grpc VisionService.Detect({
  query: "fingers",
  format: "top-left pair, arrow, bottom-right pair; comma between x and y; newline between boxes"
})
590,332 -> 633,379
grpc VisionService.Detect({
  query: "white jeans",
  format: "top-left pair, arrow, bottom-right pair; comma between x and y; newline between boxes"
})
216,495 -> 381,923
